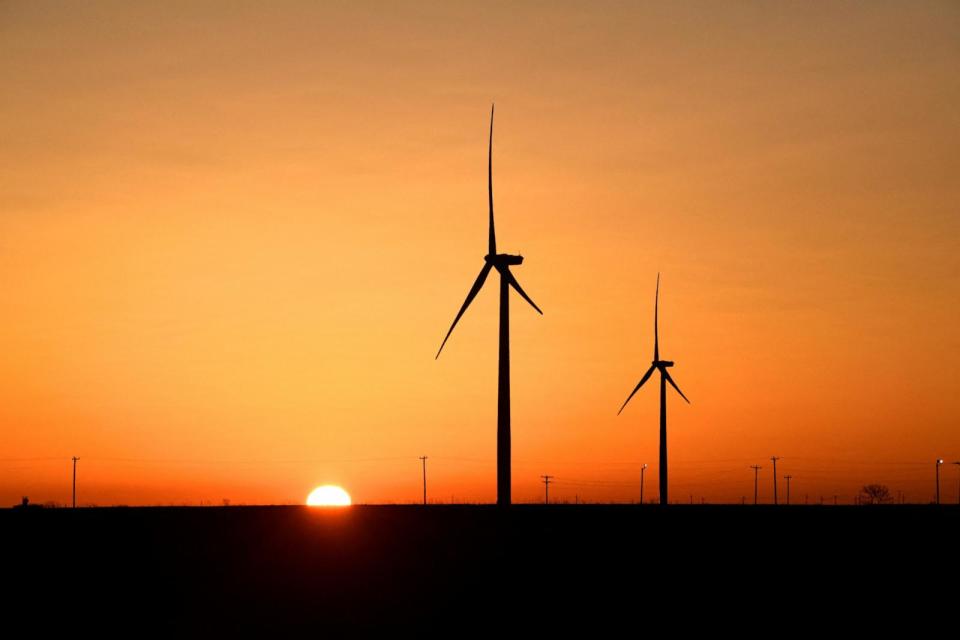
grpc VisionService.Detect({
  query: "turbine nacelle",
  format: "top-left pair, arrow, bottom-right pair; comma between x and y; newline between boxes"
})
654,360 -> 675,368
485,253 -> 524,267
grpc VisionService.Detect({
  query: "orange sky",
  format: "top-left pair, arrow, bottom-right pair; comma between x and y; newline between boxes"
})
2,2 -> 958,506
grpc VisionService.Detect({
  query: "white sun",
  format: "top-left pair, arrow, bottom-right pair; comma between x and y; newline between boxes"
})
306,485 -> 352,507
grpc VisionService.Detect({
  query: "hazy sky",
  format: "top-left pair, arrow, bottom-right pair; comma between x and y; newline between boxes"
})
2,1 -> 958,505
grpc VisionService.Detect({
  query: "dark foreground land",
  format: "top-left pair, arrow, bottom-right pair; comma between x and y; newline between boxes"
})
3,504 -> 957,632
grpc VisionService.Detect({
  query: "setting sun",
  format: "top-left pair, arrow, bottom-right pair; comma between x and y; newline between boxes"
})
306,485 -> 352,507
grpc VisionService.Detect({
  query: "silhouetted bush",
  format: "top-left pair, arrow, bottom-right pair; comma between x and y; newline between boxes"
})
859,484 -> 893,505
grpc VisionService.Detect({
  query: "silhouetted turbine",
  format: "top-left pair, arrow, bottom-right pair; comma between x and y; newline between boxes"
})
435,105 -> 543,507
617,274 -> 689,505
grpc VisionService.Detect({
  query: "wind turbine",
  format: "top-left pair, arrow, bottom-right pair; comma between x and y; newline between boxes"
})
436,105 -> 543,507
617,274 -> 689,505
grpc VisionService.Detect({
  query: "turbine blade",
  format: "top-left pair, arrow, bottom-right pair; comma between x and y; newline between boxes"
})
617,365 -> 656,415
436,263 -> 493,359
654,273 -> 660,361
662,368 -> 690,404
503,268 -> 543,315
488,104 -> 496,257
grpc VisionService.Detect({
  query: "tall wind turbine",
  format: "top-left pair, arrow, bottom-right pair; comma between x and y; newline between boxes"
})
436,105 -> 543,507
617,274 -> 690,505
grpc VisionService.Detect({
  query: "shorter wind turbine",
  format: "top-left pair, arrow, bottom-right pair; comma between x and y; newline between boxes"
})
618,274 -> 690,506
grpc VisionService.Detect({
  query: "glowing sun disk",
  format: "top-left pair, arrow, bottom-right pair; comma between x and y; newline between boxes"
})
307,485 -> 352,507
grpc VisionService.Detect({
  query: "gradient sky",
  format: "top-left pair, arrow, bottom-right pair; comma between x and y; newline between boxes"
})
2,1 -> 958,506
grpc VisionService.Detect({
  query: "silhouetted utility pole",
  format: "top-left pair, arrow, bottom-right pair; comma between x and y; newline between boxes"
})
936,459 -> 943,504
419,456 -> 428,505
541,475 -> 553,504
833,495 -> 838,506
784,475 -> 792,505
750,465 -> 762,505
640,463 -> 648,504
770,456 -> 781,505
954,462 -> 960,506
72,457 -> 79,509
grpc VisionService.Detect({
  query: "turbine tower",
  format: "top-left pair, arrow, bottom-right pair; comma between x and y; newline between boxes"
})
617,274 -> 690,505
436,105 -> 543,507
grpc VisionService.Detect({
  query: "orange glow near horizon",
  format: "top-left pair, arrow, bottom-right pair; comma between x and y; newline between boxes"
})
1,3 -> 959,507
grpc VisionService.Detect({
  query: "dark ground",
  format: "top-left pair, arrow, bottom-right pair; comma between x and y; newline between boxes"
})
3,504 -> 957,633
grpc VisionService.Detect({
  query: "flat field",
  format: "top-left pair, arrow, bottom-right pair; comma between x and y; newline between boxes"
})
3,505 -> 955,632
